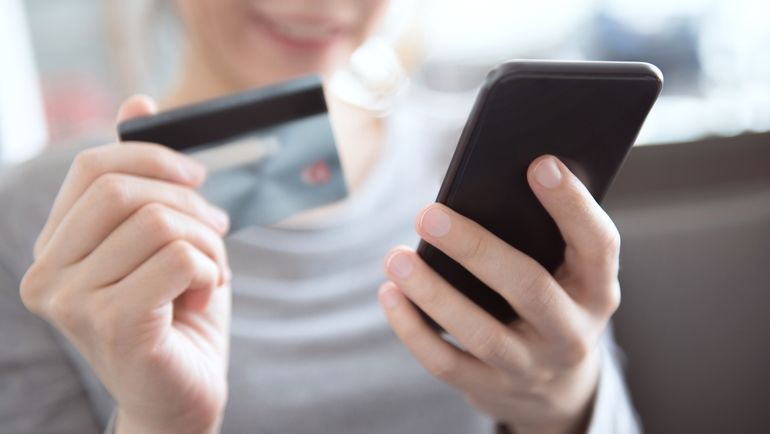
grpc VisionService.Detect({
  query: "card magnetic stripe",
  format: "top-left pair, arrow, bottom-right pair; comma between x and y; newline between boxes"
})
117,75 -> 327,150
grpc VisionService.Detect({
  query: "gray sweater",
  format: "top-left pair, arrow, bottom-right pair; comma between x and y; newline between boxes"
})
0,97 -> 640,433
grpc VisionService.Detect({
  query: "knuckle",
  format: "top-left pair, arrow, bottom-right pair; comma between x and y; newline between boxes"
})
91,173 -> 132,207
195,197 -> 217,225
600,225 -> 622,258
561,336 -> 591,366
397,314 -> 427,347
140,148 -> 173,173
523,267 -> 551,293
142,147 -> 187,181
468,328 -> 505,365
211,234 -> 227,263
47,293 -> 69,323
19,264 -> 48,314
137,203 -> 178,241
599,280 -> 622,316
48,292 -> 85,333
413,281 -> 442,309
460,234 -> 488,263
176,188 -> 206,219
584,222 -> 621,267
166,240 -> 198,276
520,268 -> 557,313
72,148 -> 101,176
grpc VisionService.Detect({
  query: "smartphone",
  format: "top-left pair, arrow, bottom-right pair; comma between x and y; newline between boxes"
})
417,60 -> 663,327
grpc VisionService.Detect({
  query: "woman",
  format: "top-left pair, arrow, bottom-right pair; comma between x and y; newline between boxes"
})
0,1 -> 639,433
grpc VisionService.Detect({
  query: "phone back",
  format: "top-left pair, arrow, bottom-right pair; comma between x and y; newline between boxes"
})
417,60 -> 662,325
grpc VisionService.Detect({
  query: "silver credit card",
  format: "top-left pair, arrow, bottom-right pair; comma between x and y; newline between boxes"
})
118,75 -> 348,232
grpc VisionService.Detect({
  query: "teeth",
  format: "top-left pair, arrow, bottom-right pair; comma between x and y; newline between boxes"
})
273,23 -> 335,40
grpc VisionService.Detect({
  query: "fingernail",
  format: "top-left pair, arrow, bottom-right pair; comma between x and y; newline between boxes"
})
379,284 -> 400,310
386,251 -> 413,279
210,206 -> 230,232
420,206 -> 451,238
534,157 -> 563,189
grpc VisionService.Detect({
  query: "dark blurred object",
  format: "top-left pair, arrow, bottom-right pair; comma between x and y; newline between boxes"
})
605,133 -> 770,434
585,12 -> 702,96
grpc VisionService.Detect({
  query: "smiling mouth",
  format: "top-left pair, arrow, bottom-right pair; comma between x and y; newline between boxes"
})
248,9 -> 348,49
271,20 -> 339,40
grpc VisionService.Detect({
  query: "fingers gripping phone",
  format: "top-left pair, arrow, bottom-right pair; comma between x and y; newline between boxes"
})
417,60 -> 663,327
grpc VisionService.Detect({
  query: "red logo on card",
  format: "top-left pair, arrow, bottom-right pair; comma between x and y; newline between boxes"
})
301,160 -> 332,185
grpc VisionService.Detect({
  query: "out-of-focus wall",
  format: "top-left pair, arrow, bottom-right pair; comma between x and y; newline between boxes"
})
25,0 -> 117,146
10,0 -> 770,158
605,132 -> 770,434
0,0 -> 47,165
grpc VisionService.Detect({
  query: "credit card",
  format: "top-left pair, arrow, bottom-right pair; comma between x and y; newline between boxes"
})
118,75 -> 348,232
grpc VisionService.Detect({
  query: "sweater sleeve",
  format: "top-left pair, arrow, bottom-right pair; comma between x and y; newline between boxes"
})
584,329 -> 642,434
0,148 -> 112,433
103,410 -> 118,434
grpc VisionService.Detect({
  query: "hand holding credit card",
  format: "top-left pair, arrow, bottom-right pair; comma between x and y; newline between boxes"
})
118,75 -> 348,232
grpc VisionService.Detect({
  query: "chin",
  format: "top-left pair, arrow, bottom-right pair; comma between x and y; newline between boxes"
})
231,45 -> 355,88
229,10 -> 362,86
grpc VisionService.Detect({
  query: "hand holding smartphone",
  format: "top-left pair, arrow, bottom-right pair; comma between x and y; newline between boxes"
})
417,60 -> 663,326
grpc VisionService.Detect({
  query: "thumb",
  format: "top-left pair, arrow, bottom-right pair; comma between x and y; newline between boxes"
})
117,94 -> 158,124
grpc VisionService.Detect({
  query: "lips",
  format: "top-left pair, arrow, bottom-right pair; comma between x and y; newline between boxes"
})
247,8 -> 349,50
269,19 -> 339,40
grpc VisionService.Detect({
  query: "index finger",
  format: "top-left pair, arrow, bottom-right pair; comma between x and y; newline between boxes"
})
527,155 -> 621,313
35,143 -> 206,258
416,203 -> 581,342
35,97 -> 206,258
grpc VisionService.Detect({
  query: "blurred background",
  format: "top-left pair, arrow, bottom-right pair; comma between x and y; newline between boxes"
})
2,0 -> 770,162
1,1 -> 769,433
